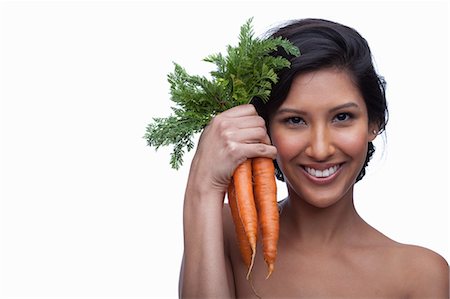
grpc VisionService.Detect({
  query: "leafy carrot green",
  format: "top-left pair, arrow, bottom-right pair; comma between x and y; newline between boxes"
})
144,18 -> 299,169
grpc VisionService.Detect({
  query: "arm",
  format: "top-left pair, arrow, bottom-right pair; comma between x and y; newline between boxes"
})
179,185 -> 231,298
178,105 -> 276,298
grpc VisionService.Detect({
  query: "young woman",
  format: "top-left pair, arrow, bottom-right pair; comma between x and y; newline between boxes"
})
179,19 -> 449,298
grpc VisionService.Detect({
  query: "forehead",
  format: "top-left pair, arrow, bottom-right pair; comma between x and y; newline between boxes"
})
280,68 -> 365,110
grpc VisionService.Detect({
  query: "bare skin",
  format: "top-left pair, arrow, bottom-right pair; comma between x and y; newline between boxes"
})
224,198 -> 449,298
179,69 -> 449,298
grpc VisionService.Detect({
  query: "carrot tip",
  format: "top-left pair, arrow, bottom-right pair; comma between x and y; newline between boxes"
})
249,276 -> 261,299
265,264 -> 274,279
246,248 -> 256,280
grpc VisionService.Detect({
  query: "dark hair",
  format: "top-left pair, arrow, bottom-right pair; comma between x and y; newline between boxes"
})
254,18 -> 388,182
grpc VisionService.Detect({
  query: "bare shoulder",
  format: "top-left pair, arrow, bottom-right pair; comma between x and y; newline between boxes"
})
396,243 -> 449,297
398,244 -> 448,278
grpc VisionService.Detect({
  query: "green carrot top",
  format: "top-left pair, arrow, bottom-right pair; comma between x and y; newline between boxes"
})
144,18 -> 300,169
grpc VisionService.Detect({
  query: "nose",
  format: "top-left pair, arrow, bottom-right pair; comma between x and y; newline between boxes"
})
305,125 -> 335,161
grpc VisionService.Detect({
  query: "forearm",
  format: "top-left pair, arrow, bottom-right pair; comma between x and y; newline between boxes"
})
178,105 -> 275,298
179,182 -> 233,298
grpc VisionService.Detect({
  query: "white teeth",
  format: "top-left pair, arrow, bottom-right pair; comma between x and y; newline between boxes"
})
305,165 -> 339,178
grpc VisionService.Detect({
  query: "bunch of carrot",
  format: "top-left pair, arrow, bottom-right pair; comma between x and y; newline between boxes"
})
228,157 -> 279,279
145,18 -> 299,281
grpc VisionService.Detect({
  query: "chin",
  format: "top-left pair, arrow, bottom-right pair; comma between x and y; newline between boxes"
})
304,194 -> 343,209
287,181 -> 354,209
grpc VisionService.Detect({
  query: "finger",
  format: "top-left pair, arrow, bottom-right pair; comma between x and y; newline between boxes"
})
226,127 -> 272,145
241,143 -> 277,160
231,115 -> 266,130
221,104 -> 257,118
210,113 -> 266,138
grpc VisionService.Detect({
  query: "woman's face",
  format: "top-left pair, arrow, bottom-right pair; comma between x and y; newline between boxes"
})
269,68 -> 377,207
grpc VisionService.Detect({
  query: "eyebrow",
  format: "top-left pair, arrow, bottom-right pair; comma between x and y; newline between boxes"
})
330,102 -> 360,112
277,102 -> 360,115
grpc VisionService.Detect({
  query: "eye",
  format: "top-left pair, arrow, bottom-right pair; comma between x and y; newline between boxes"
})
333,112 -> 352,122
285,116 -> 306,126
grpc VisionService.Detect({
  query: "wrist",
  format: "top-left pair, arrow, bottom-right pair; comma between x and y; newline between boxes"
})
184,175 -> 226,208
185,154 -> 229,201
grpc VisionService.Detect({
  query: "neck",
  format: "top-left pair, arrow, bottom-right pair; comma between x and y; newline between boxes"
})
280,188 -> 364,248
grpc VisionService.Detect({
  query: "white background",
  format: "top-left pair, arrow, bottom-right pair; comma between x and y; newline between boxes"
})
0,0 -> 448,298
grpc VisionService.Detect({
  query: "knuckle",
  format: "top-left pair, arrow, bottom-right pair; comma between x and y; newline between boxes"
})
210,114 -> 221,125
220,128 -> 234,141
256,127 -> 267,138
240,104 -> 257,117
257,144 -> 268,154
212,115 -> 228,131
248,104 -> 257,114
257,144 -> 277,158
227,143 -> 243,161
256,116 -> 266,127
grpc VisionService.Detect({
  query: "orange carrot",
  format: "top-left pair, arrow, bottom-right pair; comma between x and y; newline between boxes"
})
228,157 -> 279,280
227,179 -> 255,279
231,159 -> 258,278
252,157 -> 279,278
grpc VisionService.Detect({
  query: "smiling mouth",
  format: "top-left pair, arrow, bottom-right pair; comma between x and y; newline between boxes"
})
304,164 -> 341,178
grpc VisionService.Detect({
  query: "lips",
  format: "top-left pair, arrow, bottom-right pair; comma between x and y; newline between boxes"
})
301,163 -> 343,184
304,164 -> 340,178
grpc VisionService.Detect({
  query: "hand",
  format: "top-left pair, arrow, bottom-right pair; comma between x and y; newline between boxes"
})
188,104 -> 277,196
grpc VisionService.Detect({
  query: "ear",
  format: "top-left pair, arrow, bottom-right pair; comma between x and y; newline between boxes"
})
368,123 -> 379,142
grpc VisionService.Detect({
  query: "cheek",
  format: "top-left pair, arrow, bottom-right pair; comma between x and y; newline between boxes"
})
335,127 -> 370,159
270,129 -> 306,161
